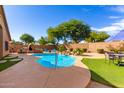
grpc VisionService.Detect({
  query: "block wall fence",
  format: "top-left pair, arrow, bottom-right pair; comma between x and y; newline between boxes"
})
9,43 -> 56,53
65,41 -> 124,52
9,41 -> 124,53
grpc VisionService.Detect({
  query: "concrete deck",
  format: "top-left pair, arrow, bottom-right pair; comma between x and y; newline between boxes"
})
87,80 -> 112,88
82,53 -> 105,59
0,54 -> 91,88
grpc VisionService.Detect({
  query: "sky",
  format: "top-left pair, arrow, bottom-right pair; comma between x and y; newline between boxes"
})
4,5 -> 124,41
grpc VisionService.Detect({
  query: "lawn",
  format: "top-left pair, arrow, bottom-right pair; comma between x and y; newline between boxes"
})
0,55 -> 22,72
82,58 -> 124,88
0,60 -> 19,71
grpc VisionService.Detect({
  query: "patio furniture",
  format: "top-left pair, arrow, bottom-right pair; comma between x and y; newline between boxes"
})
104,51 -> 116,64
110,53 -> 124,66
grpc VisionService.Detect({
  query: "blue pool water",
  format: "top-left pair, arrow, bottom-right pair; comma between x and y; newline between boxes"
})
32,53 -> 76,68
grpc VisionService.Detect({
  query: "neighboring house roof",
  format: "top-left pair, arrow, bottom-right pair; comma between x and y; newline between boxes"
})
105,30 -> 124,42
0,6 -> 11,41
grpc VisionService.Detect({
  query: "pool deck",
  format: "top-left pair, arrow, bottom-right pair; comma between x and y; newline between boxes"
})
0,54 -> 91,88
87,80 -> 112,88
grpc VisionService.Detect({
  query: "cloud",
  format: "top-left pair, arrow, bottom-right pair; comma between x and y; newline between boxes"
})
91,19 -> 124,35
111,6 -> 124,13
108,16 -> 122,19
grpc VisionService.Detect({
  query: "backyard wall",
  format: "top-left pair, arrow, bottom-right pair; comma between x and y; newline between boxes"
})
88,42 -> 122,52
9,43 -> 56,53
65,41 -> 124,53
9,41 -> 124,53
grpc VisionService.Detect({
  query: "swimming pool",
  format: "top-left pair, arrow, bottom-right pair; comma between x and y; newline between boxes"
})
32,53 -> 76,68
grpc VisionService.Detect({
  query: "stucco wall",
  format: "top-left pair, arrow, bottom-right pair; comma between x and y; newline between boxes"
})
10,42 -> 124,53
0,26 -> 3,57
88,42 -> 122,52
66,41 -> 124,53
9,44 -> 56,53
0,15 -> 10,57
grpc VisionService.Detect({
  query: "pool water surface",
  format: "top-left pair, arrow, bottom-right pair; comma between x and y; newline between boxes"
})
32,53 -> 76,68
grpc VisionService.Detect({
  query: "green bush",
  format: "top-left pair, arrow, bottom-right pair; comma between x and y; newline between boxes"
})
110,49 -> 119,53
72,49 -> 77,54
73,48 -> 84,55
97,49 -> 104,54
107,44 -> 122,53
57,45 -> 66,53
83,48 -> 87,52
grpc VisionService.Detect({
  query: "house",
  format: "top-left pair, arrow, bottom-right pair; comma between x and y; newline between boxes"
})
0,6 -> 11,57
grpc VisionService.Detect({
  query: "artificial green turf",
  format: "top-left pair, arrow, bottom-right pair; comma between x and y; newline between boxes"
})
82,58 -> 124,88
0,57 -> 21,72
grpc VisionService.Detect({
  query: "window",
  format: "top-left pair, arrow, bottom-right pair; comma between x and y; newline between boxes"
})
5,41 -> 8,51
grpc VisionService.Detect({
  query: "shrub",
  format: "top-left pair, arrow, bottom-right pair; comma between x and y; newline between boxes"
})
83,48 -> 87,52
97,49 -> 104,54
69,48 -> 73,52
73,48 -> 84,55
107,44 -> 123,53
57,45 -> 66,53
110,49 -> 119,53
72,49 -> 77,54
